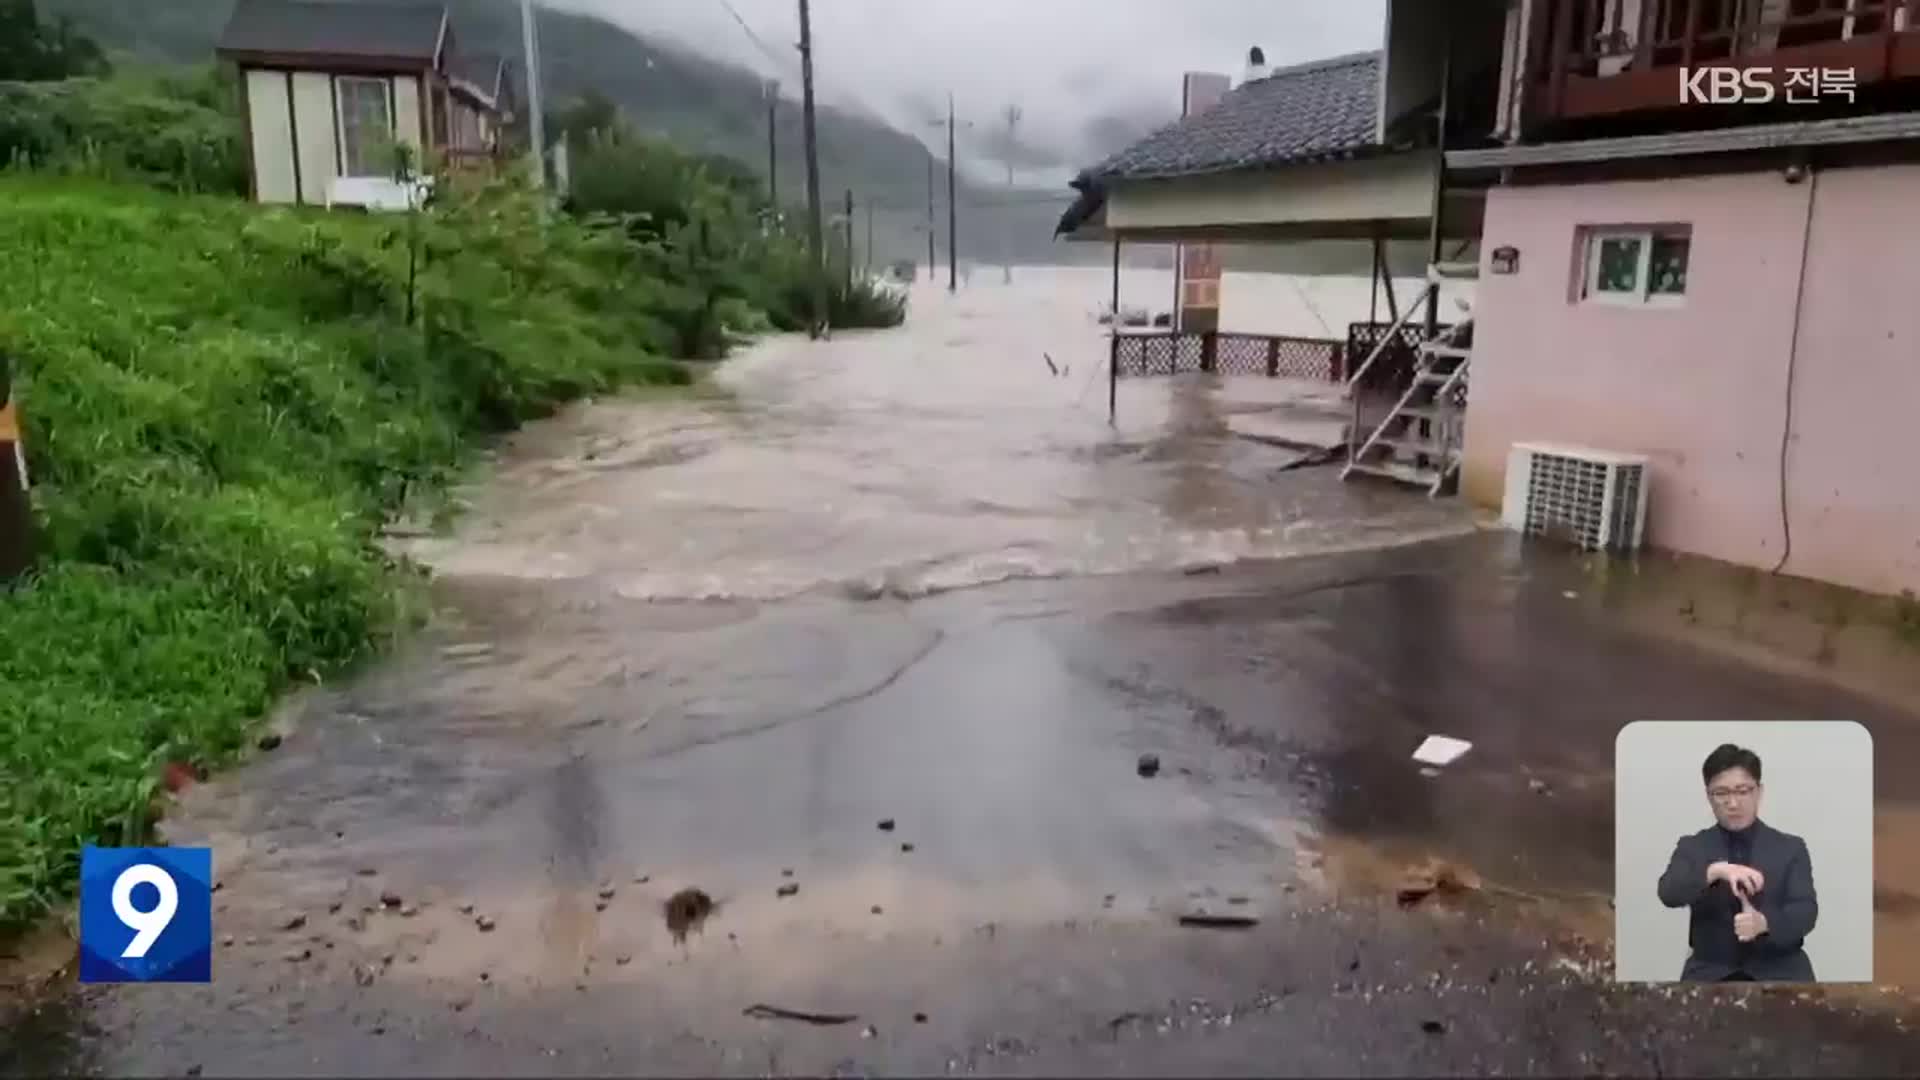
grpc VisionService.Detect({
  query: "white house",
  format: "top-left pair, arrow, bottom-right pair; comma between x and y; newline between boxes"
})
217,0 -> 512,209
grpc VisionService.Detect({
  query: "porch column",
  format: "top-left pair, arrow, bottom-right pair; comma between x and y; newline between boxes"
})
1108,239 -> 1121,425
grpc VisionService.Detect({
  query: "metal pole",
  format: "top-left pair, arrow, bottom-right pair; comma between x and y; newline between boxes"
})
766,80 -> 779,215
947,93 -> 958,293
798,0 -> 828,338
1003,104 -> 1020,285
1108,239 -> 1121,425
845,188 -> 855,295
520,0 -> 546,190
926,150 -> 936,280
1425,20 -> 1455,340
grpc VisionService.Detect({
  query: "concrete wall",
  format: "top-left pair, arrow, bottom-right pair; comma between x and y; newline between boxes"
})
1464,165 -> 1920,595
1108,155 -> 1439,233
290,73 -> 335,205
244,69 -> 296,204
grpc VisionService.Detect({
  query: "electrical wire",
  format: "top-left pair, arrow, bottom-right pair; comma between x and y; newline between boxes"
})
712,0 -> 796,80
1772,164 -> 1818,576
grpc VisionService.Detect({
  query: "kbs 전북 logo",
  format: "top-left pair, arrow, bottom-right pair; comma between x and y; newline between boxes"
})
78,846 -> 214,983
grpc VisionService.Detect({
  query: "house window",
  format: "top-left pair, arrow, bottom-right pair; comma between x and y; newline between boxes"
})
1579,226 -> 1691,306
337,76 -> 394,178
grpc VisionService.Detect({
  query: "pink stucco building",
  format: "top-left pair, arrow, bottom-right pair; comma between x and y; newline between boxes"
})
1063,0 -> 1920,595
1462,164 -> 1920,596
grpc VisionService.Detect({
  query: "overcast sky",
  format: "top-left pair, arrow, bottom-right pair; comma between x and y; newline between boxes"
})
549,0 -> 1387,183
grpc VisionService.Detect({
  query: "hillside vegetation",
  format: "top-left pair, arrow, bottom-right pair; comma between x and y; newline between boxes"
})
41,0 -> 1083,267
0,4 -> 906,929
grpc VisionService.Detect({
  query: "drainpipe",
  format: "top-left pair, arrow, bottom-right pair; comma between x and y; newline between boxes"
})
0,353 -> 34,585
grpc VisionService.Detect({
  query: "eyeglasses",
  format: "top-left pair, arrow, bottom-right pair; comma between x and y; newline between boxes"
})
1708,784 -> 1758,802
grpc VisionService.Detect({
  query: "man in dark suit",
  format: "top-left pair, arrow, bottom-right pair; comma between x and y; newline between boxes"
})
1657,743 -> 1819,982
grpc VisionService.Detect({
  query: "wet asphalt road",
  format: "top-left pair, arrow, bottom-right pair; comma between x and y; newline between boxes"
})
11,535 -> 1920,1077
8,275 -> 1920,1075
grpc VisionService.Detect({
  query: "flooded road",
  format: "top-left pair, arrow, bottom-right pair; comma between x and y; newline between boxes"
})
9,270 -> 1920,1077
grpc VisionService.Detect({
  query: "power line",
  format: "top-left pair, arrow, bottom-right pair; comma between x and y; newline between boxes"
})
713,0 -> 794,77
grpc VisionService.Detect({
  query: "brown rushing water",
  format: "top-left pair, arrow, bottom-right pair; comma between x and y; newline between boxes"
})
389,268 -> 1474,601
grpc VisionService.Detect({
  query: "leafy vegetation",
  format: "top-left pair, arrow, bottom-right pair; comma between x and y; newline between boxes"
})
563,109 -> 906,344
0,0 -> 104,80
0,65 -> 246,193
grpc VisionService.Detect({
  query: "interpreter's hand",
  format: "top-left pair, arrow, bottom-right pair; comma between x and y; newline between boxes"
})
1708,861 -> 1765,898
1734,893 -> 1769,943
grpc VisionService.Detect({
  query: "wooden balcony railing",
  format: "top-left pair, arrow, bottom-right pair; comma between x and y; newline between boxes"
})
1536,0 -> 1920,120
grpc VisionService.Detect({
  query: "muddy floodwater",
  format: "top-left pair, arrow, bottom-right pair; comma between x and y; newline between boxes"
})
8,270 -> 1920,1077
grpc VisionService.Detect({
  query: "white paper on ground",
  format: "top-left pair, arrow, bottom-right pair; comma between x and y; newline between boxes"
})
1412,735 -> 1473,767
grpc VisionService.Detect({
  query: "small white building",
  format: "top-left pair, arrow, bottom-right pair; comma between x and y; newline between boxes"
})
217,0 -> 512,209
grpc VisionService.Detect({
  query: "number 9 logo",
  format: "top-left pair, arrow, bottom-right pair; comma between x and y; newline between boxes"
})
111,863 -> 179,959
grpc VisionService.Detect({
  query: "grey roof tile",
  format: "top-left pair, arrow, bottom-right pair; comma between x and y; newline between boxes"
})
218,0 -> 448,64
1090,51 -> 1386,181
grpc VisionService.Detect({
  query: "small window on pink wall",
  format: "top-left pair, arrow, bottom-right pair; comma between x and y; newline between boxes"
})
1577,225 -> 1691,307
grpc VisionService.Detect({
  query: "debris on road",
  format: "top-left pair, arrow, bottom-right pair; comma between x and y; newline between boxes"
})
1177,912 -> 1260,929
356,867 -> 378,877
780,868 -> 794,878
871,905 -> 883,915
379,890 -> 403,908
598,885 -> 617,900
1411,735 -> 1472,767
861,1025 -> 877,1039
475,914 -> 497,932
457,902 -> 475,915
280,912 -> 307,931
776,883 -> 799,898
1528,777 -> 1553,795
441,643 -> 493,660
664,888 -> 716,943
1137,753 -> 1161,778
914,1012 -> 928,1023
1422,1019 -> 1447,1035
633,874 -> 650,884
1396,858 -> 1483,908
900,842 -> 915,853
283,948 -> 311,962
743,1004 -> 859,1026
877,818 -> 896,832
257,732 -> 283,751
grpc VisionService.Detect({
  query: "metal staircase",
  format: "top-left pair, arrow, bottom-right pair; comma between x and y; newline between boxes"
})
1340,261 -> 1477,497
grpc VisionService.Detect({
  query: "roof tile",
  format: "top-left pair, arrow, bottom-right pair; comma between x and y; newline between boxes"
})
218,0 -> 447,64
1091,51 -> 1385,181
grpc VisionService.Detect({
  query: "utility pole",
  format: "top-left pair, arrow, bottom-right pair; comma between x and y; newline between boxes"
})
946,92 -> 957,293
925,149 -> 936,281
765,79 -> 779,218
1002,104 -> 1020,284
844,188 -> 855,294
865,200 -> 874,274
520,0 -> 547,190
797,0 -> 827,338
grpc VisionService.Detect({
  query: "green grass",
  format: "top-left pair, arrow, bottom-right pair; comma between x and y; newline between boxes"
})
0,175 -> 699,927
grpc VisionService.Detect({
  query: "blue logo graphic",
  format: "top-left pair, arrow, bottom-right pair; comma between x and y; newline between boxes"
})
79,846 -> 213,983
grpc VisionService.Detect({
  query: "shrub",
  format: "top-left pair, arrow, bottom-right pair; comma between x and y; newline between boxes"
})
0,175 -> 686,927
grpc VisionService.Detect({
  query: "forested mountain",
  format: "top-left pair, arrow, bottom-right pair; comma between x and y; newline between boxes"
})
42,0 -> 1089,267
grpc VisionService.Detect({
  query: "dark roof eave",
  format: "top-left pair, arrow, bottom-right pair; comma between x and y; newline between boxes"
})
1095,141 -> 1413,185
218,46 -> 437,70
